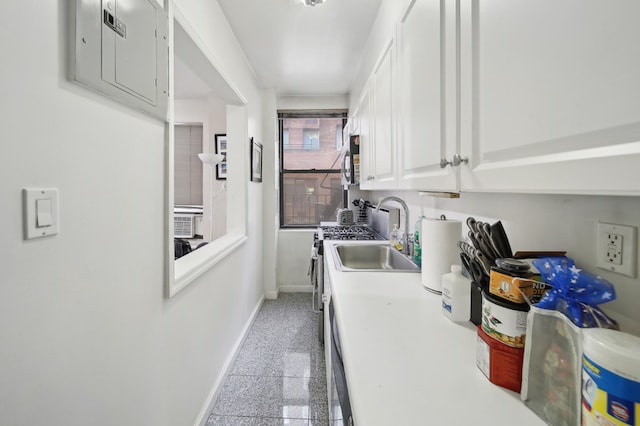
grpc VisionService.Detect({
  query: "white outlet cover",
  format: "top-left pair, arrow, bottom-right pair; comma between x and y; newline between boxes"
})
596,222 -> 637,277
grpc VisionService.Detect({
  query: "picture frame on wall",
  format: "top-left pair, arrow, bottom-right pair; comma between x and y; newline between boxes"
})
215,133 -> 227,180
250,138 -> 262,183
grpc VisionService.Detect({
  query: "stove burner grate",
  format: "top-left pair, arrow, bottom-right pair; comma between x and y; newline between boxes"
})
319,225 -> 380,241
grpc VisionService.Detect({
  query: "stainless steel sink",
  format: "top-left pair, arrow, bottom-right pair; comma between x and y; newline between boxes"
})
332,243 -> 420,272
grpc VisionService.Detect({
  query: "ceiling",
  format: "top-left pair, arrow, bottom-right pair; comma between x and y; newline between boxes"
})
174,55 -> 209,100
216,0 -> 383,96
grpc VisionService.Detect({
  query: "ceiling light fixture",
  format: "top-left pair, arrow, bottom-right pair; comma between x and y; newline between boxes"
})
304,0 -> 326,6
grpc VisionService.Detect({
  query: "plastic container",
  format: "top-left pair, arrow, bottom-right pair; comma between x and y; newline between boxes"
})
582,328 -> 640,426
476,325 -> 525,393
481,289 -> 530,348
441,265 -> 471,322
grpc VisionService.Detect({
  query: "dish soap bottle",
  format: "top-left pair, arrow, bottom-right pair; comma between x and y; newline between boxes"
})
390,224 -> 403,252
413,216 -> 426,264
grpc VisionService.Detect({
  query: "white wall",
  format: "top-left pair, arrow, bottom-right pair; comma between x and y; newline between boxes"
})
279,95 -> 348,111
262,89 -> 279,298
277,230 -> 317,292
0,1 -> 264,425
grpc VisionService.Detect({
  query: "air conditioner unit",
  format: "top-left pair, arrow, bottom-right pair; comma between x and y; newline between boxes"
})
174,214 -> 195,238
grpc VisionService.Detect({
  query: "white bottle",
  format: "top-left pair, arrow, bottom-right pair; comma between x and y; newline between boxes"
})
441,265 -> 471,322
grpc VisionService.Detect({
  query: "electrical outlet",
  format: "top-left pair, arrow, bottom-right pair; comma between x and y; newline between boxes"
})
596,222 -> 637,277
606,233 -> 623,265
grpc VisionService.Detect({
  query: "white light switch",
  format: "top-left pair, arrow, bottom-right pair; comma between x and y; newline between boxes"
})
36,199 -> 53,227
23,188 -> 59,239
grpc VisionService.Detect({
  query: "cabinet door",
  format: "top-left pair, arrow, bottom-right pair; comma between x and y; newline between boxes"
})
396,0 -> 458,191
459,0 -> 640,195
370,39 -> 397,189
358,82 -> 374,189
349,106 -> 359,136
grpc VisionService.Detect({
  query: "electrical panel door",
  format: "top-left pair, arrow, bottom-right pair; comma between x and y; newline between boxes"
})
71,0 -> 168,120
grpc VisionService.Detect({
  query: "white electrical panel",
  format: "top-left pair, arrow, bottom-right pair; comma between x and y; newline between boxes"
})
70,0 -> 169,121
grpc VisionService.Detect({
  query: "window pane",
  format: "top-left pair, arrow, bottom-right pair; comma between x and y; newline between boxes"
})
282,173 -> 343,226
174,124 -> 203,205
282,117 -> 343,170
303,129 -> 319,150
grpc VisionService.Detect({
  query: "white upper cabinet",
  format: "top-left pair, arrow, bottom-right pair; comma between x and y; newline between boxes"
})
352,0 -> 640,195
459,0 -> 640,195
396,0 -> 458,191
357,80 -> 373,189
370,39 -> 397,189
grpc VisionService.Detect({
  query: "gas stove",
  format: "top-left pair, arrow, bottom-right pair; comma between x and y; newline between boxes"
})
318,224 -> 382,241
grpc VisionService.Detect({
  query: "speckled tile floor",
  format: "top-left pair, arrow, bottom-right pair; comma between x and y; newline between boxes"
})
206,293 -> 328,426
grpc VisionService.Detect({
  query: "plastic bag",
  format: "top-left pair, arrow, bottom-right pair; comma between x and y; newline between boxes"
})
531,257 -> 618,328
521,307 -> 582,426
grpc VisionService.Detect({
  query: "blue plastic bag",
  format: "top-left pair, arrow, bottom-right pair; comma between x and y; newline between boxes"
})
531,257 -> 617,328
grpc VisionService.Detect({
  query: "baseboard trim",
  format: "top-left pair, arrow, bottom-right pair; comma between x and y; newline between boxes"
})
278,285 -> 313,293
264,290 -> 278,299
194,294 -> 265,426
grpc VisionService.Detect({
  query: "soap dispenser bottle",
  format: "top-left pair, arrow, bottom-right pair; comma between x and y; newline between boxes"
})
413,216 -> 426,264
390,224 -> 403,252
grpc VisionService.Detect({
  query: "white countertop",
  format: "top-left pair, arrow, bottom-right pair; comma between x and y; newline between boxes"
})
324,240 -> 545,426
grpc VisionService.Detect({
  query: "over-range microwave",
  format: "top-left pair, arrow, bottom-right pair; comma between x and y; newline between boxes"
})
340,134 -> 360,186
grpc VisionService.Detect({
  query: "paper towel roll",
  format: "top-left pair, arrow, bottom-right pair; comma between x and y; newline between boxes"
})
421,218 -> 462,294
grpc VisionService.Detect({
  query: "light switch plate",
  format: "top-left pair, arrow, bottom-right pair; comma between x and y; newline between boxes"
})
596,222 -> 637,277
23,188 -> 59,239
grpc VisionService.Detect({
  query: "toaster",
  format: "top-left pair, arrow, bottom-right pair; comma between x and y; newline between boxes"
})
337,208 -> 354,225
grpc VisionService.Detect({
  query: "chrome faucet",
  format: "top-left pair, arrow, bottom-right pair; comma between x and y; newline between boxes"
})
375,196 -> 410,256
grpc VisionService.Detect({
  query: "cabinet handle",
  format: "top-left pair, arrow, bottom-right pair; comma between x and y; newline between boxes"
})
366,176 -> 375,181
451,154 -> 468,167
441,155 -> 468,168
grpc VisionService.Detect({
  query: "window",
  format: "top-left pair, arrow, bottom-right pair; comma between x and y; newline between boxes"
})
167,14 -> 248,298
174,124 -> 204,206
279,112 -> 347,227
